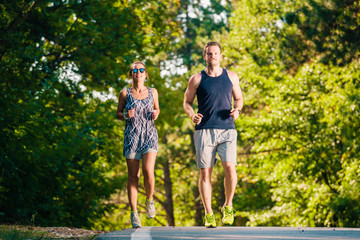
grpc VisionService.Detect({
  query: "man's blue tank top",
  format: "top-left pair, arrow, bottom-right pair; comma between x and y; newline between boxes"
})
195,68 -> 235,130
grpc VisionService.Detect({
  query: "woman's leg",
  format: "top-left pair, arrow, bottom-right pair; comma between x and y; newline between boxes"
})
142,152 -> 157,199
126,159 -> 140,211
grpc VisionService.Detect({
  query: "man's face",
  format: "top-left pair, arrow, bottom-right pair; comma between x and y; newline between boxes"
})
204,46 -> 222,66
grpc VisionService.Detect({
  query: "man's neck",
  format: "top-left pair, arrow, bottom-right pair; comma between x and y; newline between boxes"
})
205,65 -> 222,77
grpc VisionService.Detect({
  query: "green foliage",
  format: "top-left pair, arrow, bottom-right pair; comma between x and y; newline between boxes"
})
237,62 -> 360,227
283,0 -> 360,66
0,0 -> 179,227
0,85 -> 125,227
226,0 -> 360,227
1,0 -> 359,230
171,0 -> 232,70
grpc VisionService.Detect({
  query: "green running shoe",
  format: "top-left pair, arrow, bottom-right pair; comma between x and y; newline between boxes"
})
221,205 -> 235,225
204,212 -> 217,228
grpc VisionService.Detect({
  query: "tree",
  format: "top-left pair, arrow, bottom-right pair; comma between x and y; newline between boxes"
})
223,0 -> 360,227
169,0 -> 232,70
0,0 -> 179,227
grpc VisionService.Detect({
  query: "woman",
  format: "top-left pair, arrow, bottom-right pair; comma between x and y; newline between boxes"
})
117,61 -> 160,228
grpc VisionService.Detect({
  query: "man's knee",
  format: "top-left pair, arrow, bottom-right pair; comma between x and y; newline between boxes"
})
223,162 -> 236,176
199,168 -> 212,181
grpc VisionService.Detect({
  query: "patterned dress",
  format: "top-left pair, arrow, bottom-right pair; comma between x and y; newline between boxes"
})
123,87 -> 158,157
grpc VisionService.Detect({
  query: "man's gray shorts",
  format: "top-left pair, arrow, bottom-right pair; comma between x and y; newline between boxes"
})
194,129 -> 237,168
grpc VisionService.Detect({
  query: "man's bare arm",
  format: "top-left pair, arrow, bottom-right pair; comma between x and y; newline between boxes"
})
183,73 -> 203,124
228,71 -> 244,120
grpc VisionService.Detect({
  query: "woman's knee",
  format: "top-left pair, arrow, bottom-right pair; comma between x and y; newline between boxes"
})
143,169 -> 154,180
128,172 -> 140,183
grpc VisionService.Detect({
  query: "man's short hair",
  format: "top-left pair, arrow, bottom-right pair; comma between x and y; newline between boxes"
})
203,41 -> 222,55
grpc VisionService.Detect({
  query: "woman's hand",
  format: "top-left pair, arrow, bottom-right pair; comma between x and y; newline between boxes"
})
127,108 -> 135,118
152,110 -> 159,120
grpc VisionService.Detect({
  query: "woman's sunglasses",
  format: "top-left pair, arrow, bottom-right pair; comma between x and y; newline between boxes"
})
132,68 -> 145,73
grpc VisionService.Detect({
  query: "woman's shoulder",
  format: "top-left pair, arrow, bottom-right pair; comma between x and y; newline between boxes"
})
148,87 -> 158,96
150,87 -> 158,95
119,88 -> 129,98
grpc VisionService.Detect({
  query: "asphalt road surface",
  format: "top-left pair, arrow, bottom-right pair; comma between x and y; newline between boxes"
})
97,226 -> 360,240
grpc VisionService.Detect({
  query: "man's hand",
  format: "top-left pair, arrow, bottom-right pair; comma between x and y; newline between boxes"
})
192,113 -> 203,125
229,109 -> 240,120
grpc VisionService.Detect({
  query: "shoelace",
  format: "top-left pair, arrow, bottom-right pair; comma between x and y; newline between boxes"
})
206,214 -> 215,222
224,207 -> 236,218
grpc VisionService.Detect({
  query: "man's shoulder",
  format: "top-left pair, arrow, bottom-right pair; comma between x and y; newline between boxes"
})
226,69 -> 238,78
226,70 -> 240,82
192,72 -> 202,80
189,72 -> 202,84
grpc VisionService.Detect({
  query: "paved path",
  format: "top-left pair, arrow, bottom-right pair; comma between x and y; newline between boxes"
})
97,226 -> 360,240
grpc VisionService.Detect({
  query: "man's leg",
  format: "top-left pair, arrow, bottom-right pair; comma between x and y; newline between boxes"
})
221,161 -> 237,225
194,129 -> 217,227
217,129 -> 237,225
199,167 -> 213,214
222,161 -> 237,206
217,129 -> 238,206
199,167 -> 217,228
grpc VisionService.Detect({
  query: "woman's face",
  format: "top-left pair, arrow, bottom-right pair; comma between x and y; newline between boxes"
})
131,63 -> 146,82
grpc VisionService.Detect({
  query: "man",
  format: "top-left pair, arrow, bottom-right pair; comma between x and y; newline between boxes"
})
183,41 -> 243,228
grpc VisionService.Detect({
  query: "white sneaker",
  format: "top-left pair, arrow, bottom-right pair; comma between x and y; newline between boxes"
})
131,212 -> 141,228
146,199 -> 156,218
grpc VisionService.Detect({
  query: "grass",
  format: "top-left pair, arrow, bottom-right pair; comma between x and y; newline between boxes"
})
0,225 -> 99,240
0,225 -> 53,240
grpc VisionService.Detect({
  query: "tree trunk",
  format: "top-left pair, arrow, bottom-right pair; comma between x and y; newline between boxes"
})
193,185 -> 203,226
162,157 -> 175,226
189,129 -> 203,225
